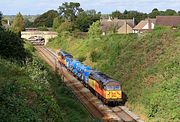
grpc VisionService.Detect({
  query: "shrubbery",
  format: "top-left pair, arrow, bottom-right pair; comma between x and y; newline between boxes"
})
0,28 -> 92,121
0,57 -> 62,121
47,27 -> 180,121
0,29 -> 30,63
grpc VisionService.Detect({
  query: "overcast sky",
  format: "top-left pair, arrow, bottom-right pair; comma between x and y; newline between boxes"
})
1,0 -> 180,15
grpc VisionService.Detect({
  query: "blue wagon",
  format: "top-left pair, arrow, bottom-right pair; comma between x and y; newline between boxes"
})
78,65 -> 92,85
71,60 -> 81,75
65,57 -> 72,69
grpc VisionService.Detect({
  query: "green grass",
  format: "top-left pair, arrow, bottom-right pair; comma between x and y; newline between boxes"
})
47,26 -> 180,121
0,42 -> 93,122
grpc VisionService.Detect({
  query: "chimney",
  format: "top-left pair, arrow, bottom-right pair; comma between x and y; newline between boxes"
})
133,17 -> 135,27
7,20 -> 10,26
125,21 -> 127,34
108,16 -> 112,21
148,18 -> 151,30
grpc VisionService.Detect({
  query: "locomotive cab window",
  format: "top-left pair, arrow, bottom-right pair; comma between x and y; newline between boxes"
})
105,81 -> 121,91
105,85 -> 120,90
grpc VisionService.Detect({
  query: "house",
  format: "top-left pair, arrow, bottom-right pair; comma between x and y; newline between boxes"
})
117,21 -> 134,34
133,19 -> 156,33
100,18 -> 135,35
156,16 -> 180,27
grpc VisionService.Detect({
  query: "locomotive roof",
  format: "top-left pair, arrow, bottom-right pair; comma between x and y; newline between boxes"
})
60,50 -> 73,57
90,71 -> 118,85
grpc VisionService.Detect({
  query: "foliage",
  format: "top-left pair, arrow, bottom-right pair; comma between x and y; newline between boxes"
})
24,18 -> 34,28
0,29 -> 29,63
57,20 -> 73,33
78,55 -> 86,62
149,8 -> 177,18
111,8 -> 179,24
52,16 -> 63,30
164,9 -> 177,15
90,50 -> 102,62
0,11 -> 2,27
33,2 -> 100,33
37,26 -> 49,31
11,12 -> 25,34
123,10 -> 147,24
111,10 -> 123,19
58,2 -> 83,21
88,20 -> 102,37
34,10 -> 58,27
148,8 -> 161,18
75,10 -> 101,32
111,10 -> 147,24
47,27 -> 180,121
0,41 -> 92,121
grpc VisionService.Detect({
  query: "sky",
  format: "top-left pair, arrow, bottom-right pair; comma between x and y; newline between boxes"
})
1,0 -> 180,15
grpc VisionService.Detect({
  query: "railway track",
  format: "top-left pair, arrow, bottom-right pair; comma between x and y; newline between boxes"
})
35,46 -> 144,122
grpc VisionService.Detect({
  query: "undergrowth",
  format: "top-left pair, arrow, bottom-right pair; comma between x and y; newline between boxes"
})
47,26 -> 180,121
0,42 -> 93,122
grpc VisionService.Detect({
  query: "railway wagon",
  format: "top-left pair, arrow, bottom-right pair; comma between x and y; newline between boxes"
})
78,65 -> 92,85
70,59 -> 81,75
65,57 -> 72,69
57,50 -> 73,65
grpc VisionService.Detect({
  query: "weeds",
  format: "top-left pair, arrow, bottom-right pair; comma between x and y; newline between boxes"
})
47,27 -> 180,121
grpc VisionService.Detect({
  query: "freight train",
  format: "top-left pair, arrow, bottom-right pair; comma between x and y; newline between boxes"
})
57,50 -> 122,105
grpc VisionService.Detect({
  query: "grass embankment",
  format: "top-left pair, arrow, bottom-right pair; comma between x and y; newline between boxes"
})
0,42 -> 92,122
47,27 -> 180,121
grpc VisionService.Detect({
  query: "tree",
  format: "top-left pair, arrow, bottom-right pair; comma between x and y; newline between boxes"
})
178,11 -> 180,15
149,8 -> 160,18
75,12 -> 90,32
11,12 -> 25,34
24,18 -> 34,28
58,2 -> 83,21
53,16 -> 63,30
37,26 -> 48,31
123,10 -> 128,15
34,10 -> 58,27
122,10 -> 147,24
149,8 -> 177,18
88,21 -> 102,37
57,20 -> 73,33
0,29 -> 28,62
164,9 -> 177,15
75,10 -> 101,32
86,10 -> 101,22
111,10 -> 122,19
0,11 -> 2,27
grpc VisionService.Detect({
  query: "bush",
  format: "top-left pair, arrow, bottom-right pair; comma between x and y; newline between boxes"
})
37,26 -> 49,31
88,21 -> 102,37
78,55 -> 86,62
0,29 -> 30,63
90,50 -> 101,62
47,27 -> 180,121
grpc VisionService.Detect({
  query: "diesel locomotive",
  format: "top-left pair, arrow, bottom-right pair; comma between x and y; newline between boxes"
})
57,50 -> 122,105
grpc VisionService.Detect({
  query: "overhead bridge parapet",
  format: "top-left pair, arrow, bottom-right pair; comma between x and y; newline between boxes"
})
21,31 -> 58,45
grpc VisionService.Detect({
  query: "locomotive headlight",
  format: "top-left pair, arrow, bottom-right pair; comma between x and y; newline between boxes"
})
119,86 -> 121,90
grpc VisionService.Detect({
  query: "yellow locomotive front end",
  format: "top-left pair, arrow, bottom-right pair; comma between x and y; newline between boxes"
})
104,82 -> 122,104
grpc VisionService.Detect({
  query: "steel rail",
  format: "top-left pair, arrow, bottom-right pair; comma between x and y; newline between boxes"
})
35,46 -> 144,122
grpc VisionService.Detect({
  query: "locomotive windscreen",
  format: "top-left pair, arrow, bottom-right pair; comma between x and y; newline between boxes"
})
105,85 -> 121,90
